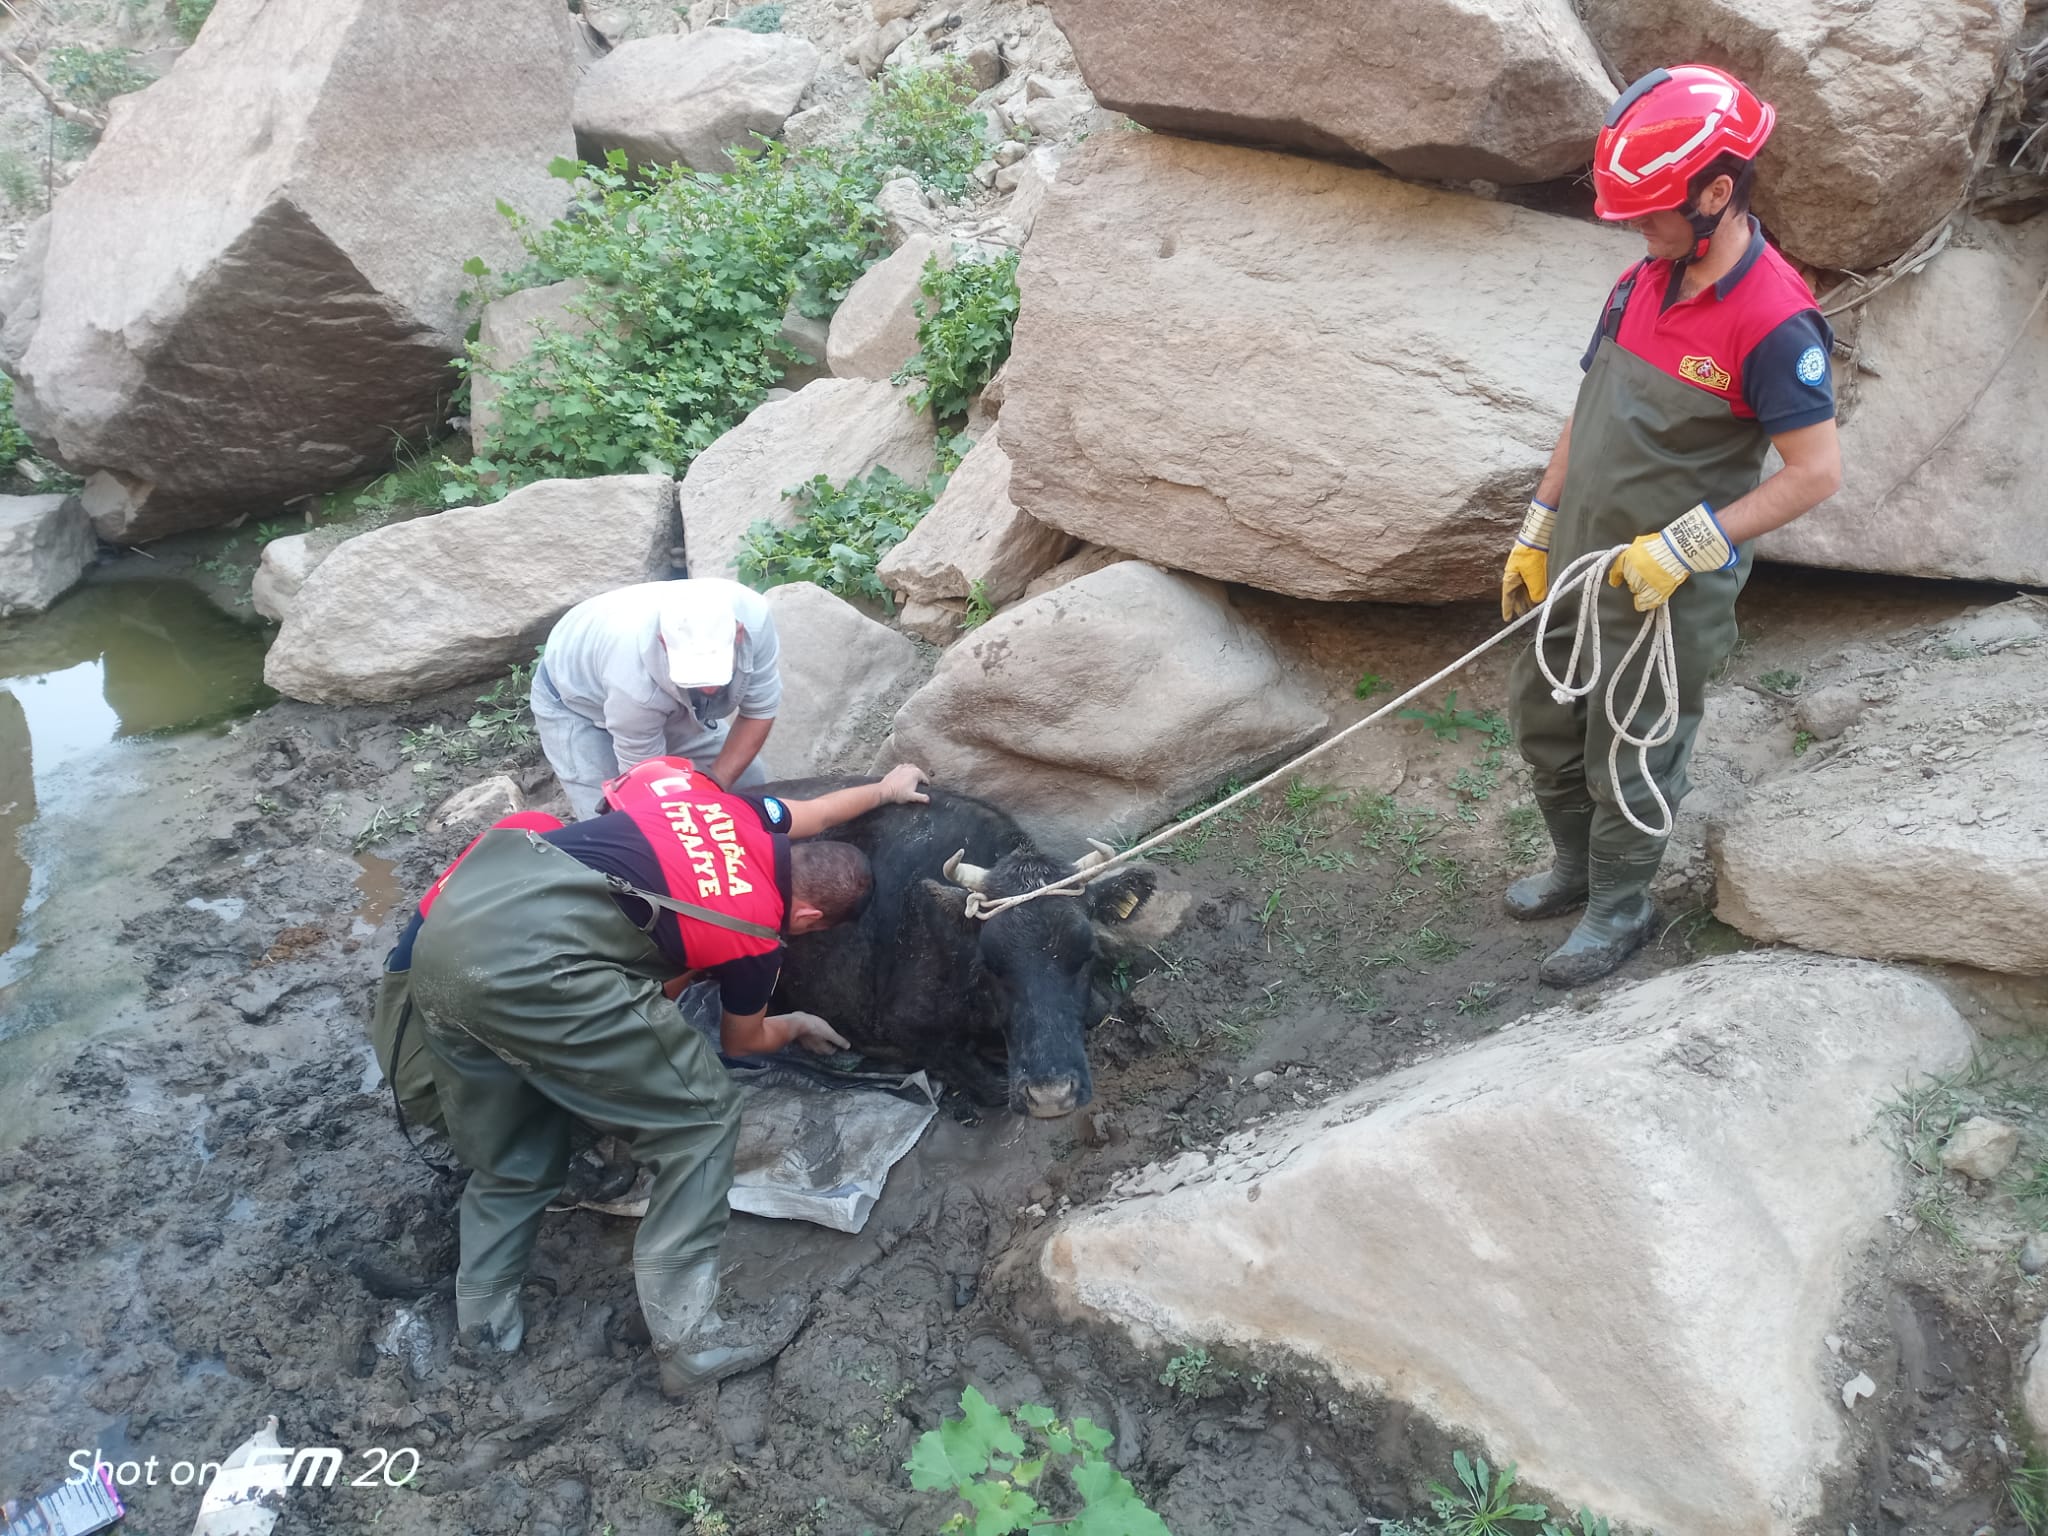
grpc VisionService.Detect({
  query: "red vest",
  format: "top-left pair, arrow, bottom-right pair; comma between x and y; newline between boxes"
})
602,758 -> 786,967
417,810 -> 565,918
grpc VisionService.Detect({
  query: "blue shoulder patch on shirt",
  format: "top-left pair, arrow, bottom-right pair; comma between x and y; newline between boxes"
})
759,795 -> 789,829
1743,310 -> 1838,435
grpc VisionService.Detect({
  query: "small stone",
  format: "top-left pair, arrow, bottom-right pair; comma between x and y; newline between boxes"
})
971,159 -> 999,187
1941,1427 -> 1966,1455
1794,684 -> 1866,742
1250,1071 -> 1277,1089
1028,1181 -> 1053,1205
964,41 -> 1003,91
2019,1232 -> 2048,1274
1022,72 -> 1062,100
993,138 -> 1028,167
1824,1333 -> 1843,1356
1940,1115 -> 2020,1181
1023,1202 -> 1047,1219
1841,1371 -> 1876,1410
872,0 -> 918,23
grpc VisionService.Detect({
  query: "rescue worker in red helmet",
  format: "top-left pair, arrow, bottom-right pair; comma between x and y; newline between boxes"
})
406,758 -> 932,1394
1499,65 -> 1843,986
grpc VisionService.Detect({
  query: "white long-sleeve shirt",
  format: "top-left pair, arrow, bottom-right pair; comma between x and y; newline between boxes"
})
540,579 -> 781,774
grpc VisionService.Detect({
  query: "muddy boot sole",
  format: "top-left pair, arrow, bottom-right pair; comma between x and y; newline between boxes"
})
656,1298 -> 809,1398
1538,904 -> 1654,988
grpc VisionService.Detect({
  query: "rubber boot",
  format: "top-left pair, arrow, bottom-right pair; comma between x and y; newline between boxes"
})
640,1257 -> 807,1398
1537,846 -> 1662,988
455,1286 -> 525,1353
1502,800 -> 1594,921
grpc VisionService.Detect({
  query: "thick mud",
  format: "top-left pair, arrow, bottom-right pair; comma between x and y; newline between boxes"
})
3,567 -> 2043,1536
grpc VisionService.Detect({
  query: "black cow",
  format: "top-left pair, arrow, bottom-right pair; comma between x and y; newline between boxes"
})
761,778 -> 1156,1117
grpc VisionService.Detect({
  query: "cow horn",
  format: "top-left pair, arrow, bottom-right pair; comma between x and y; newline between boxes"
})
943,848 -> 992,892
1072,837 -> 1118,873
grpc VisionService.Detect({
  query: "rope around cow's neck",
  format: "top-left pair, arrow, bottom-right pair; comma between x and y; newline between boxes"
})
962,545 -> 1679,922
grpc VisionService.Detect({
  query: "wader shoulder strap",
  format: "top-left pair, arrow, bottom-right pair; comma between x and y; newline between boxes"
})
602,872 -> 785,948
1602,262 -> 1646,344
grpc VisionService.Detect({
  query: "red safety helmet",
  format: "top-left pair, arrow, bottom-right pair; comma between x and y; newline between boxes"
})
1592,64 -> 1775,224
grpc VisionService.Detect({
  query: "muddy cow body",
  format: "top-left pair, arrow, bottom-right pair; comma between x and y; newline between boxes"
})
761,778 -> 1155,1117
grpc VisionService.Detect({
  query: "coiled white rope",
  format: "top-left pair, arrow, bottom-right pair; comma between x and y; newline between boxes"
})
963,544 -> 1678,921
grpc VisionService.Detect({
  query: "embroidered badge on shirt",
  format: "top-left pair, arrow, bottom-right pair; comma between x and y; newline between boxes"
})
1679,354 -> 1733,392
1796,345 -> 1828,386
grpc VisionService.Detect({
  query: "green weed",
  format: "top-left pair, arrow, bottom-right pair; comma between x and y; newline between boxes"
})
2011,1458 -> 2048,1535
354,803 -> 426,853
649,1481 -> 730,1533
1757,668 -> 1802,695
895,248 -> 1020,421
908,1387 -> 1169,1535
738,463 -> 943,610
853,59 -> 988,199
1454,983 -> 1501,1017
400,654 -> 542,768
1412,926 -> 1463,965
1400,690 -> 1494,741
1431,1450 -> 1549,1533
728,1 -> 783,30
176,0 -> 217,39
1505,803 -> 1545,865
1792,728 -> 1815,756
0,151 -> 37,212
1159,1347 -> 1223,1398
961,577 -> 994,630
0,376 -> 34,472
47,45 -> 152,112
1354,671 -> 1385,700
453,144 -> 883,499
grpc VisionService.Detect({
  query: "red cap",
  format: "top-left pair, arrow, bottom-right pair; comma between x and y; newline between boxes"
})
1593,65 -> 1775,222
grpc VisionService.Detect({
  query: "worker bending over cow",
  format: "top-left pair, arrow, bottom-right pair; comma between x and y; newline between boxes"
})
405,756 -> 931,1394
531,578 -> 781,818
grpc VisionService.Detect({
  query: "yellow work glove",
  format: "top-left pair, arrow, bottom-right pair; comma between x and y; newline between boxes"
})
1500,498 -> 1556,622
1608,502 -> 1736,612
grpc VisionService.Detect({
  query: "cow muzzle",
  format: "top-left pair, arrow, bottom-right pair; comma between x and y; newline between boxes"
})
1017,1075 -> 1084,1118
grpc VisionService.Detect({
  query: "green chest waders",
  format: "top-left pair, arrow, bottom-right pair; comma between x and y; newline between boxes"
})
1507,308 -> 1773,985
406,829 -> 754,1353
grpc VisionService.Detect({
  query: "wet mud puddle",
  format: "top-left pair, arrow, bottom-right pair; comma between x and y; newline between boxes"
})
0,577 -> 274,1112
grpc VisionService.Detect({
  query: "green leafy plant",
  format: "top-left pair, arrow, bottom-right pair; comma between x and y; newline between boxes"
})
400,654 -> 542,767
895,249 -> 1020,421
1757,668 -> 1802,695
176,0 -> 217,40
728,2 -> 784,30
0,151 -> 38,212
47,45 -> 152,111
1399,691 -> 1493,742
2012,1457 -> 2048,1536
853,59 -> 988,198
737,464 -> 941,609
1158,1346 -> 1223,1398
1354,671 -> 1384,700
962,578 -> 995,630
455,146 -> 884,500
1430,1451 -> 1549,1534
1792,728 -> 1815,756
650,1482 -> 731,1533
0,376 -> 34,472
907,1387 -> 1171,1535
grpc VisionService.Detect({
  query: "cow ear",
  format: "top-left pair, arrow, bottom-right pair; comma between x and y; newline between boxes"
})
915,878 -> 977,928
1087,868 -> 1155,926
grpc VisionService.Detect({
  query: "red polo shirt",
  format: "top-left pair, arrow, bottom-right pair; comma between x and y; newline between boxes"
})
1583,217 -> 1837,436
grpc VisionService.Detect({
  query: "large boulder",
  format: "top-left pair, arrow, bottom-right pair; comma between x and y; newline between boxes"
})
1761,221 -> 2048,585
1046,0 -> 1613,184
877,435 -> 1069,609
573,28 -> 820,172
759,582 -> 926,777
881,561 -> 1327,857
2,0 -> 578,542
468,279 -> 596,458
264,476 -> 677,704
676,378 -> 938,582
996,134 -> 1635,602
249,527 -> 350,624
827,234 -> 948,382
1580,0 -> 2024,271
0,494 -> 94,617
1044,954 -> 1974,1534
1712,599 -> 2048,974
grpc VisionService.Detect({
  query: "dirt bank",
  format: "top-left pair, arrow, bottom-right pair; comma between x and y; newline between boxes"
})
2,564 -> 2043,1536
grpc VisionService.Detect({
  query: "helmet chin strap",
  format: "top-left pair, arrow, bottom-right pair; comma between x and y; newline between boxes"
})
1678,199 -> 1726,265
